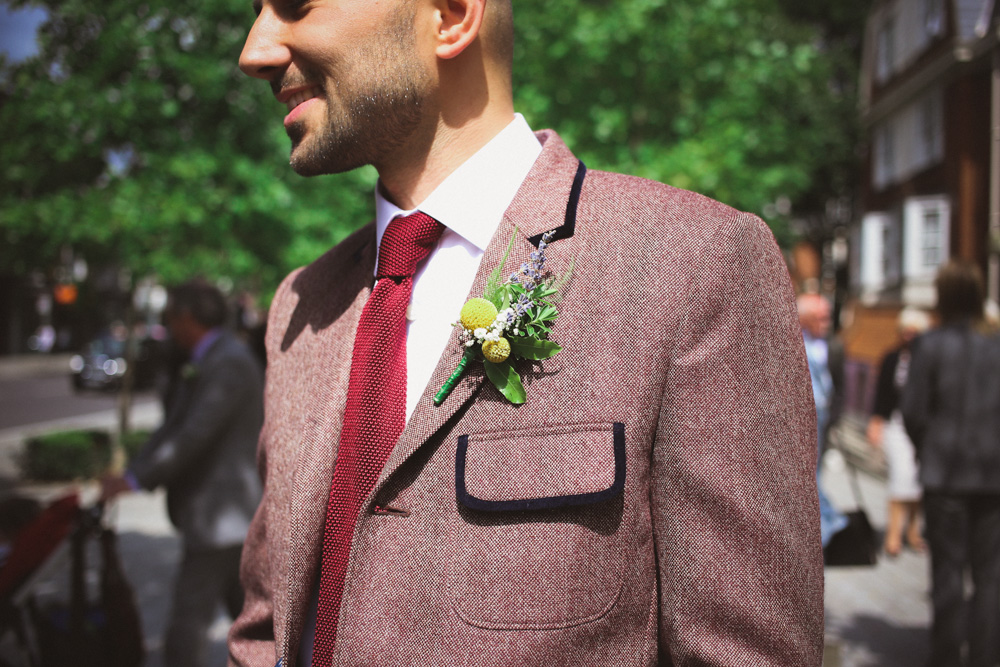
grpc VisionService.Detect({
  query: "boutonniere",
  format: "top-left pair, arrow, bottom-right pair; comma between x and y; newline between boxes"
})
180,362 -> 199,381
434,229 -> 570,405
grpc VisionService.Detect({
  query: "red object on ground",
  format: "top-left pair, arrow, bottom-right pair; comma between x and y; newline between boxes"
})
0,493 -> 80,599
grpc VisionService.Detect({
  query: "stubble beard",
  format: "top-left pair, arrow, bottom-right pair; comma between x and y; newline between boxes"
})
287,76 -> 429,177
286,11 -> 431,177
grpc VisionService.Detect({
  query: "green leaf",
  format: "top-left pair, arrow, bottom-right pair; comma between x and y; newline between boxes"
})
534,305 -> 558,322
509,338 -> 562,360
483,227 -> 517,307
484,360 -> 526,404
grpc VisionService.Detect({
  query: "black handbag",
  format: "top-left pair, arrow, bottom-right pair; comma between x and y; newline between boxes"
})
823,458 -> 879,567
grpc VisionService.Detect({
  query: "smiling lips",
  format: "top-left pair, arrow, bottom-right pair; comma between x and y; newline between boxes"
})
281,87 -> 320,127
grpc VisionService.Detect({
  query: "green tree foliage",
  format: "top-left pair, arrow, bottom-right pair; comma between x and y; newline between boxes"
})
1,0 -> 374,293
513,0 -> 862,244
1,0 -> 862,294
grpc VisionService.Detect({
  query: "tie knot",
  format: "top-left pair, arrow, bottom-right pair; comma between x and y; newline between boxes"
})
376,212 -> 445,280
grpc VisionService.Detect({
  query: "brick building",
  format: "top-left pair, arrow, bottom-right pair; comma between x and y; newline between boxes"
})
843,0 -> 999,416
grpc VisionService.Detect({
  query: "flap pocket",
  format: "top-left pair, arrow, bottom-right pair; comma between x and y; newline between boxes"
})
456,422 -> 625,512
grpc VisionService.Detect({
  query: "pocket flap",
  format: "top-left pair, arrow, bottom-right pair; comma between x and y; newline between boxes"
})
456,422 -> 625,512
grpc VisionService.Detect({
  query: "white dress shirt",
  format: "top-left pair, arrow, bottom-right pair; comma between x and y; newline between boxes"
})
374,113 -> 542,421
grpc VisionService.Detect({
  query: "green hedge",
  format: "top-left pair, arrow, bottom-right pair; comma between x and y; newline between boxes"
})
21,429 -> 151,481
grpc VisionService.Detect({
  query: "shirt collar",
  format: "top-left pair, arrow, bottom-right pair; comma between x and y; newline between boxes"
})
191,328 -> 223,364
803,331 -> 826,345
374,113 -> 542,257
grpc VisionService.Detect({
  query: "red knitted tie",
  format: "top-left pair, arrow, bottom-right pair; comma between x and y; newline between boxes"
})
311,212 -> 444,667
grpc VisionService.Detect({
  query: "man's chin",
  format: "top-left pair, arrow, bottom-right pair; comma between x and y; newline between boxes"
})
288,140 -> 365,177
288,153 -> 326,177
287,138 -> 330,177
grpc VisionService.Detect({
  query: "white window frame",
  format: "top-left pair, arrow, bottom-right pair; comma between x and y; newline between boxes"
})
903,195 -> 951,306
903,196 -> 951,281
860,212 -> 897,302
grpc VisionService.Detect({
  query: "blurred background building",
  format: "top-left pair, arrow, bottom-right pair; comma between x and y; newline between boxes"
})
839,0 -> 999,421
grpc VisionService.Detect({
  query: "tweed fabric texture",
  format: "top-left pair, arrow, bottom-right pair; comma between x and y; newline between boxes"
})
229,131 -> 824,667
311,213 -> 443,667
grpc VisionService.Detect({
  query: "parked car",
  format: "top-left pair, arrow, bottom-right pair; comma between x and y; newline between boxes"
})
69,334 -> 161,392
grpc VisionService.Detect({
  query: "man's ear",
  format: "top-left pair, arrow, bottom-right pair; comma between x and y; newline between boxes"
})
433,0 -> 486,60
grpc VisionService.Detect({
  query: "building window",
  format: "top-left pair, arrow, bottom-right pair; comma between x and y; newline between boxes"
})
917,90 -> 944,169
903,196 -> 950,282
872,88 -> 943,190
922,209 -> 943,268
923,0 -> 944,38
876,17 -> 896,83
873,123 -> 896,190
882,224 -> 893,280
859,211 -> 901,303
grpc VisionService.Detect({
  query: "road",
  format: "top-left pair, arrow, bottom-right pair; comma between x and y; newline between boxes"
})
0,373 -> 157,431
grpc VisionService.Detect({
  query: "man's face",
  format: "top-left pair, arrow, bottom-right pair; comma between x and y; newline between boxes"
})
801,302 -> 831,339
165,308 -> 200,353
239,0 -> 434,176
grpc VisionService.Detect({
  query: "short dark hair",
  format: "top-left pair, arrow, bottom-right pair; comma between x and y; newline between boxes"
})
935,261 -> 984,325
167,279 -> 228,329
484,0 -> 514,74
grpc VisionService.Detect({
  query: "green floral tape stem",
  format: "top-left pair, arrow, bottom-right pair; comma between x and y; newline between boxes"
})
434,351 -> 472,406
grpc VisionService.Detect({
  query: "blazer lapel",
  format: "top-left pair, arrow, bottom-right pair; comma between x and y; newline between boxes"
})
373,129 -> 585,497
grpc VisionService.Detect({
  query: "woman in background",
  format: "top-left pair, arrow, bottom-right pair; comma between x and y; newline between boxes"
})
868,307 -> 931,556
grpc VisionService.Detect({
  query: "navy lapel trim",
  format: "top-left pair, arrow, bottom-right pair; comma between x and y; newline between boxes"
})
528,160 -> 586,247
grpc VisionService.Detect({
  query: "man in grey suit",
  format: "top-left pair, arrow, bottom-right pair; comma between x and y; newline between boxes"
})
103,280 -> 264,667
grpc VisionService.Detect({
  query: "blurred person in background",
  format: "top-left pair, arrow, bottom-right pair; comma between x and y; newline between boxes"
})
867,307 -> 930,556
798,292 -> 848,547
101,279 -> 264,667
902,261 -> 1000,667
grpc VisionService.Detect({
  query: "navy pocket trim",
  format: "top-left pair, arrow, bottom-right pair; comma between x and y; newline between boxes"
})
455,422 -> 626,512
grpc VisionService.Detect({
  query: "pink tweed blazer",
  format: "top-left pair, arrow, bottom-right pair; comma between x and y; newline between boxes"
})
229,130 -> 824,666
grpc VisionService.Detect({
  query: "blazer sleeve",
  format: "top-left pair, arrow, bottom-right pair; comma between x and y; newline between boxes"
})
228,466 -> 278,667
229,272 -> 301,667
650,212 -> 824,665
129,345 -> 260,490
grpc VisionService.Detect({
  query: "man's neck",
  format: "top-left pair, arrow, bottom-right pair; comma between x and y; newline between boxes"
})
376,106 -> 515,210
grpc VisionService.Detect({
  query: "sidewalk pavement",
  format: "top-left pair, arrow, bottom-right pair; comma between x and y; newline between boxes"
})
0,354 -> 74,381
821,418 -> 931,667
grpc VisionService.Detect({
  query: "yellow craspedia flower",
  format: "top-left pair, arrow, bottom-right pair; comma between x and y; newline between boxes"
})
460,298 -> 498,331
482,337 -> 511,363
